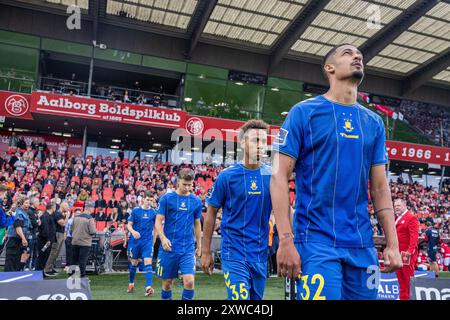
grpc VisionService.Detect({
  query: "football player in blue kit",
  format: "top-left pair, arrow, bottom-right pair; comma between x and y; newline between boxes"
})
126,191 -> 157,296
202,119 -> 273,300
155,168 -> 202,300
271,44 -> 403,300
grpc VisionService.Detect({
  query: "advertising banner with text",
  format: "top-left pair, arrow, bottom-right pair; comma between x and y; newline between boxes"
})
386,140 -> 450,166
31,91 -> 186,129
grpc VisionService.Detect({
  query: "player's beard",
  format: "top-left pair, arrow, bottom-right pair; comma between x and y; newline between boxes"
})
351,70 -> 364,80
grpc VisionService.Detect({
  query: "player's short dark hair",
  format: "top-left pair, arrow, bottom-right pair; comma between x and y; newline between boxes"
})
322,43 -> 356,82
46,203 -> 55,211
144,190 -> 153,199
178,168 -> 194,181
238,119 -> 269,141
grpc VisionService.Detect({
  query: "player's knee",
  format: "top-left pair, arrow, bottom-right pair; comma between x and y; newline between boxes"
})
162,279 -> 173,290
143,258 -> 152,266
183,277 -> 195,289
130,259 -> 139,266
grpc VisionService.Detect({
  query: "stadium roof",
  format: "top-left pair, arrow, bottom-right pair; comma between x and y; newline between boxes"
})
11,0 -> 450,92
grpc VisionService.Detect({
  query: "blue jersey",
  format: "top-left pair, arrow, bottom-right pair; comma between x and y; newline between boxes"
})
207,163 -> 272,263
128,207 -> 157,242
157,192 -> 202,253
273,95 -> 388,248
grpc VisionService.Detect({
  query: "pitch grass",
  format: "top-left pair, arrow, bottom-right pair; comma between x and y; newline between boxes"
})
53,272 -> 286,300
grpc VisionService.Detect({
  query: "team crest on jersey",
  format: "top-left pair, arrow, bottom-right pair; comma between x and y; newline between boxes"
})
248,179 -> 261,195
343,119 -> 354,132
179,201 -> 187,211
339,115 -> 359,139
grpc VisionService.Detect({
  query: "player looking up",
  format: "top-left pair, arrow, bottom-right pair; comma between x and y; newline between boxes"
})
270,44 -> 402,300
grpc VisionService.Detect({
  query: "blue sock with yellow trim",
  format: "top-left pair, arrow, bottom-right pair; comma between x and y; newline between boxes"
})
143,264 -> 153,287
129,265 -> 137,284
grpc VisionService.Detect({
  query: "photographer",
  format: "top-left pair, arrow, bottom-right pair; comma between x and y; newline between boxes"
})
36,203 -> 56,276
4,196 -> 31,271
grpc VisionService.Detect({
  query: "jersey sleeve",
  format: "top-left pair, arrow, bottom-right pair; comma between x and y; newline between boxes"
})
372,117 -> 388,166
157,195 -> 167,216
272,105 -> 303,160
206,172 -> 226,208
127,208 -> 136,223
194,199 -> 202,220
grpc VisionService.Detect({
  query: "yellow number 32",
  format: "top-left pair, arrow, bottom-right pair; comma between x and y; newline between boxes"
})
300,274 -> 326,300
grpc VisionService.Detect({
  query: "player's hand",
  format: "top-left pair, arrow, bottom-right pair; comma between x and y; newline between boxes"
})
132,231 -> 141,240
161,237 -> 172,252
382,246 -> 403,273
277,236 -> 301,279
201,251 -> 214,275
22,238 -> 28,247
196,246 -> 202,258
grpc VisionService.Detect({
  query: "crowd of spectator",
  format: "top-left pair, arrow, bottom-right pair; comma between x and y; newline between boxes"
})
1,134 -> 450,275
369,177 -> 450,239
398,100 -> 450,147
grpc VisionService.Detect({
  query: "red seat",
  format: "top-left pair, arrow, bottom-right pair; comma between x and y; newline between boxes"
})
103,188 -> 113,202
114,188 -> 124,201
82,177 -> 91,185
38,205 -> 46,212
106,208 -> 114,215
96,221 -> 107,231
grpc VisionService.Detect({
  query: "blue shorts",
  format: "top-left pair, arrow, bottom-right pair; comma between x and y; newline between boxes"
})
221,260 -> 267,300
127,239 -> 153,261
427,249 -> 437,262
156,249 -> 196,279
295,242 -> 379,300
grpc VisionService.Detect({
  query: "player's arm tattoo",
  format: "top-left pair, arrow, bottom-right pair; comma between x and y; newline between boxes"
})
374,208 -> 394,215
281,232 -> 294,240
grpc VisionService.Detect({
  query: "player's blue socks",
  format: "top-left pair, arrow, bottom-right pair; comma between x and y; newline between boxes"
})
182,289 -> 195,300
161,290 -> 172,300
129,265 -> 137,284
143,264 -> 153,287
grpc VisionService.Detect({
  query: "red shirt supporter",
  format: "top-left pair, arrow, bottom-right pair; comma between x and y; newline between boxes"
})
440,243 -> 450,271
416,250 -> 429,269
394,199 -> 419,300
